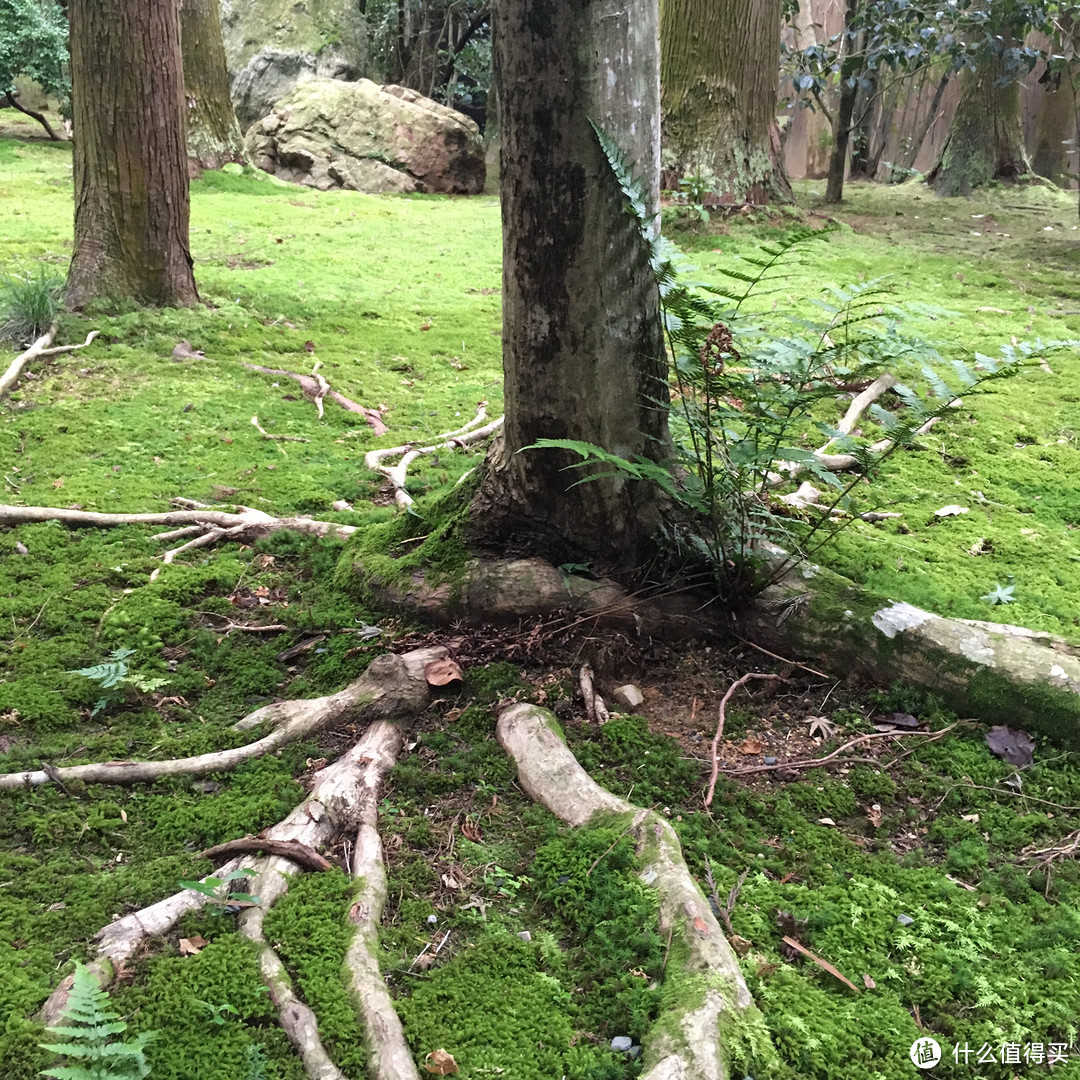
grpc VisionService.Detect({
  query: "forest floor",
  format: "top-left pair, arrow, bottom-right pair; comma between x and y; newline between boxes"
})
1,115 -> 1079,1080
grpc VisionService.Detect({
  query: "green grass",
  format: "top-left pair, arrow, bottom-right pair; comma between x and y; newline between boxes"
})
3,132 -> 1080,1080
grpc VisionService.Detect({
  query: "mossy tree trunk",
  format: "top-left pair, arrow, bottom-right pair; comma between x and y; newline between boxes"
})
926,54 -> 1030,196
67,0 -> 199,309
180,0 -> 245,171
470,0 -> 671,572
660,0 -> 792,203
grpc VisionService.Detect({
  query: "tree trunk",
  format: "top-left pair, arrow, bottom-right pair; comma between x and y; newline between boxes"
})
660,0 -> 791,204
470,0 -> 671,572
180,0 -> 245,171
1031,68 -> 1077,186
67,0 -> 199,309
823,0 -> 859,203
926,55 -> 1030,196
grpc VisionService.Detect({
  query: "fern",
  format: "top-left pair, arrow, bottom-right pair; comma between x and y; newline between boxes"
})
69,648 -> 135,690
39,963 -> 155,1080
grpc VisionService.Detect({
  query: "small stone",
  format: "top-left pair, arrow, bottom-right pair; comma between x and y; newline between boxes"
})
517,930 -> 531,942
763,756 -> 778,766
14,541 -> 28,555
896,913 -> 914,926
611,1036 -> 633,1053
627,1045 -> 643,1061
612,684 -> 644,709
427,914 -> 438,925
331,499 -> 353,511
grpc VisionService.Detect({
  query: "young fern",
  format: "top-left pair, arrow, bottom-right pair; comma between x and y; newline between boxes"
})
40,963 -> 155,1080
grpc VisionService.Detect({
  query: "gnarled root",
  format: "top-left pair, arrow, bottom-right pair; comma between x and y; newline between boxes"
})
2,647 -> 446,791
0,324 -> 100,398
364,403 -> 503,507
497,703 -> 767,1080
243,363 -> 388,434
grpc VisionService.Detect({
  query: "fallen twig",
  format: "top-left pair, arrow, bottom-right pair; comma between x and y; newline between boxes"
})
198,837 -> 333,872
243,363 -> 387,433
0,324 -> 100,398
731,635 -> 829,680
251,413 -> 310,445
578,661 -> 609,725
704,673 -> 784,807
781,935 -> 859,992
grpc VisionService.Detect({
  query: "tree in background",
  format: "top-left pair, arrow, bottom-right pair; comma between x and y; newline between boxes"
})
66,0 -> 198,308
0,0 -> 69,140
180,0 -> 244,170
470,0 -> 671,570
660,0 -> 792,204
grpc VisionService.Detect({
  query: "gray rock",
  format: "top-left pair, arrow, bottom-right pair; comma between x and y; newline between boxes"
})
612,684 -> 645,709
896,913 -> 914,925
517,930 -> 532,942
245,77 -> 485,195
763,756 -> 778,765
611,1036 -> 633,1053
627,1045 -> 643,1060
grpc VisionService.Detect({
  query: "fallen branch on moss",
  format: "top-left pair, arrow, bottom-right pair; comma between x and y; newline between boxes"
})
705,672 -> 783,807
0,647 -> 446,790
243,362 -> 388,433
199,837 -> 333,872
497,702 -> 770,1080
0,323 -> 100,398
364,403 -> 503,507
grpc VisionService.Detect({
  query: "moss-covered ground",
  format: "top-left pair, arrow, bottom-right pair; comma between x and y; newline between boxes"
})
2,119 -> 1080,1079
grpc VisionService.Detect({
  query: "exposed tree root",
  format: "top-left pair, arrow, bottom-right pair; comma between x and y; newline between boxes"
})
199,837 -> 333,872
37,858 -> 242,1026
243,362 -> 388,433
0,499 -> 356,580
0,323 -> 100,398
497,702 -> 765,1080
364,404 -> 503,507
1,647 -> 446,790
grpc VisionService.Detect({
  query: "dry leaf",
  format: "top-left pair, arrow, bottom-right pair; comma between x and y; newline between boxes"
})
179,935 -> 209,956
985,725 -> 1035,766
806,716 -> 838,739
817,817 -> 837,827
461,820 -> 483,842
961,813 -> 980,823
119,809 -> 127,823
424,1049 -> 459,1075
729,934 -> 753,956
441,871 -> 465,891
52,477 -> 64,489
692,916 -> 711,934
866,804 -> 883,828
862,973 -> 877,989
424,657 -> 464,687
737,735 -> 766,755
413,952 -> 436,971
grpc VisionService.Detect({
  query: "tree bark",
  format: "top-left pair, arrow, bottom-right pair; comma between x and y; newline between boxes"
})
823,0 -> 860,204
180,0 -> 245,171
660,0 -> 792,203
66,0 -> 200,309
1031,69 -> 1077,186
470,0 -> 671,571
926,54 -> 1030,196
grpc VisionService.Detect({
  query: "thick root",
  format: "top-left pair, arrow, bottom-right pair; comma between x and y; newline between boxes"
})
497,703 -> 763,1080
1,647 -> 446,790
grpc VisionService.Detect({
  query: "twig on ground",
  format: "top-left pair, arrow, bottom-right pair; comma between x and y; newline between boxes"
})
251,413 -> 309,445
364,404 -> 503,507
243,363 -> 387,433
704,673 -> 784,807
0,324 -> 100,398
198,837 -> 334,872
732,635 -> 829,680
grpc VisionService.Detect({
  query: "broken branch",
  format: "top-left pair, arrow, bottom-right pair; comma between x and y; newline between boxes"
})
243,363 -> 387,433
705,673 -> 783,807
0,324 -> 100,398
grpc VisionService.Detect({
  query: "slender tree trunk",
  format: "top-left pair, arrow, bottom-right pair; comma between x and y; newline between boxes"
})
180,0 -> 245,170
660,0 -> 791,203
926,54 -> 1030,196
67,0 -> 199,309
903,68 -> 950,170
470,0 -> 671,571
1031,69 -> 1077,185
823,0 -> 859,203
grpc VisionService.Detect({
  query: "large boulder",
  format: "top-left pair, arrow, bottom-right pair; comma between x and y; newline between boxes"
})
220,0 -> 366,127
245,77 -> 486,195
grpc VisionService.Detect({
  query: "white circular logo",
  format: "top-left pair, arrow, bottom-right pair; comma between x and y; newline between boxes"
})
910,1038 -> 942,1070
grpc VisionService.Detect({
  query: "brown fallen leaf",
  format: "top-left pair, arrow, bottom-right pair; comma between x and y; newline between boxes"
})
862,973 -> 876,989
425,657 -> 464,687
461,820 -> 483,842
781,935 -> 859,992
179,935 -> 209,956
691,915 -> 711,935
52,477 -> 64,489
728,934 -> 753,956
737,735 -> 766,755
424,1049 -> 459,1075
985,725 -> 1035,766
866,804 -> 883,828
